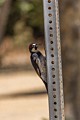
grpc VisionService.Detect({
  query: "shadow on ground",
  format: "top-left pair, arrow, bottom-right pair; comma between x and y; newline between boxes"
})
0,90 -> 47,100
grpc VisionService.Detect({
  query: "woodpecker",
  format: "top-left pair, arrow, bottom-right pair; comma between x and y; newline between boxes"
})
29,43 -> 47,91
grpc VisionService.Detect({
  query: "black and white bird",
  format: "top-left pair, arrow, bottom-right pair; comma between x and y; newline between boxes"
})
29,43 -> 47,91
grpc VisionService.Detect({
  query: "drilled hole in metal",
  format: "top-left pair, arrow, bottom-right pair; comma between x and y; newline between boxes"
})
53,81 -> 56,84
51,54 -> 54,57
54,115 -> 58,118
51,61 -> 54,64
52,68 -> 55,70
52,75 -> 55,78
53,95 -> 56,98
50,41 -> 53,44
48,7 -> 51,10
51,47 -> 54,50
54,102 -> 57,105
48,13 -> 52,17
50,34 -> 53,37
48,0 -> 51,3
49,27 -> 53,30
54,108 -> 57,111
49,20 -> 52,23
53,88 -> 56,91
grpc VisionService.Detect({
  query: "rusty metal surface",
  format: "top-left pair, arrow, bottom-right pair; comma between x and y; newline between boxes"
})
43,0 -> 65,120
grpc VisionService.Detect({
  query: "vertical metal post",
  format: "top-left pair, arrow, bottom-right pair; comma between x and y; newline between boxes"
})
43,0 -> 65,120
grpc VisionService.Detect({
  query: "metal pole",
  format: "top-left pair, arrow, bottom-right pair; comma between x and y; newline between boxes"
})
43,0 -> 65,120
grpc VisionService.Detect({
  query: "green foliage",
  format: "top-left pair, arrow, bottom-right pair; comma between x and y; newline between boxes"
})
18,0 -> 44,37
6,0 -> 21,36
13,20 -> 34,48
18,2 -> 34,13
5,0 -> 44,47
26,0 -> 44,36
0,0 -> 5,6
6,0 -> 44,37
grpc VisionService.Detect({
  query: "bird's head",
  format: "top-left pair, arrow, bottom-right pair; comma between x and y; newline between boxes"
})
29,43 -> 38,53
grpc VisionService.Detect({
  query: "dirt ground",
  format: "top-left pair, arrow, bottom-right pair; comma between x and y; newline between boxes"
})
0,71 -> 49,120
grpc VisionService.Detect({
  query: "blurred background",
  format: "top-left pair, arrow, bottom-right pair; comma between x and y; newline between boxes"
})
0,0 -> 80,120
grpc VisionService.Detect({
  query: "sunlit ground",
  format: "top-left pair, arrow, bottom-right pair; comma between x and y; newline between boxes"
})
0,71 -> 49,120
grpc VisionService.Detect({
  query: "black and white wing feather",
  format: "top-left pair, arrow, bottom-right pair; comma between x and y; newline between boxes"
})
31,51 -> 47,84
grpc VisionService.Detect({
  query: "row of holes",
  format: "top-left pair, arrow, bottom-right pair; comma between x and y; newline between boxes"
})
48,0 -> 64,119
48,0 -> 58,119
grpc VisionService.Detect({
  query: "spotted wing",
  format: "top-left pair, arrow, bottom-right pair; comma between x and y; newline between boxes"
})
31,52 -> 47,83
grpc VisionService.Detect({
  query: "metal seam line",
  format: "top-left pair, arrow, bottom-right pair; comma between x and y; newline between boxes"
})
54,1 -> 65,120
43,0 -> 65,120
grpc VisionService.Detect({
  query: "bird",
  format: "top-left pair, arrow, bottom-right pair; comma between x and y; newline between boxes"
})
29,43 -> 47,91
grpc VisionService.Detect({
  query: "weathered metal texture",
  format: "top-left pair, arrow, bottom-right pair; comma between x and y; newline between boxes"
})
43,0 -> 65,120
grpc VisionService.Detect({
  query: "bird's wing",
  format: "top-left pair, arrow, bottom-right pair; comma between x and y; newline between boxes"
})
31,53 -> 41,77
39,55 -> 47,82
32,52 -> 47,83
